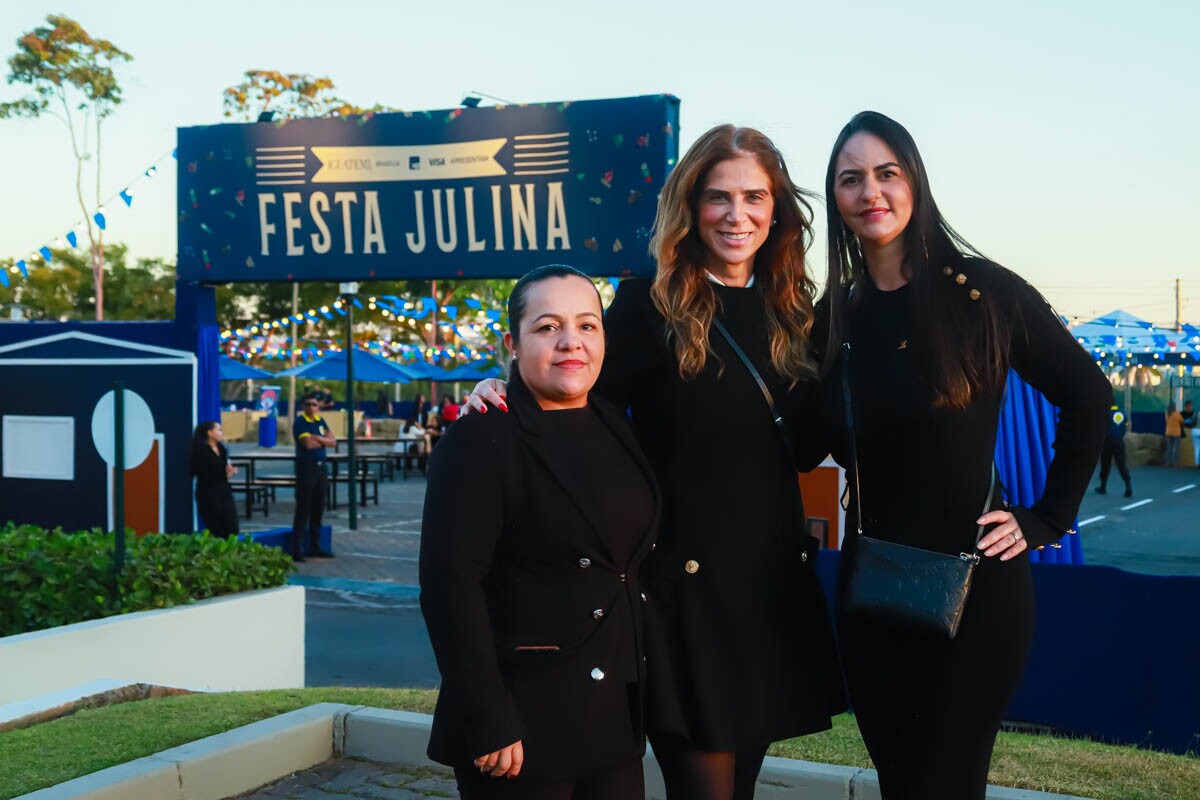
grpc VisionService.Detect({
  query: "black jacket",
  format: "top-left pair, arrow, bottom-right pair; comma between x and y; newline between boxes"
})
419,376 -> 660,782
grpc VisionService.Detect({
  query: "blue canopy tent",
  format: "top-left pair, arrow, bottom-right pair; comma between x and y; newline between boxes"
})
218,355 -> 273,381
1070,309 -> 1200,367
277,348 -> 418,383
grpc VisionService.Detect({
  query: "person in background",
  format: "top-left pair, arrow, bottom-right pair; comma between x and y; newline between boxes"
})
421,265 -> 659,798
1096,404 -> 1133,497
1181,399 -> 1198,466
190,421 -> 239,538
1164,401 -> 1184,467
394,413 -> 432,471
292,394 -> 336,561
376,388 -> 392,418
414,393 -> 430,427
439,394 -> 461,429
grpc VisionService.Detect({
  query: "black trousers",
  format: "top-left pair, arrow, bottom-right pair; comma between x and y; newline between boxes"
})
838,559 -> 1036,800
1098,439 -> 1131,489
196,484 -> 239,538
291,459 -> 327,555
453,757 -> 644,800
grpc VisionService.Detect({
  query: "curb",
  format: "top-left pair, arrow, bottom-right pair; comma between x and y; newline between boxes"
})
16,705 -> 1098,800
15,703 -> 362,800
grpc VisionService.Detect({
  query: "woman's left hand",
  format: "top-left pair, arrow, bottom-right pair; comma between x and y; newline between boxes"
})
975,510 -> 1028,561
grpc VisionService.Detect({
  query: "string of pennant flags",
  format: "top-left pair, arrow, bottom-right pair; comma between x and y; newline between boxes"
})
1,149 -> 178,289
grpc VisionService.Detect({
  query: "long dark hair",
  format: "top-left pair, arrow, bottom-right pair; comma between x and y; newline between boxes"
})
820,111 -> 1008,409
650,124 -> 817,383
193,420 -> 219,446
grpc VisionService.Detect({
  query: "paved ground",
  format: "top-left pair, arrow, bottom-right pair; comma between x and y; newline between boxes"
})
1078,462 -> 1200,575
228,758 -> 459,799
227,442 -> 438,688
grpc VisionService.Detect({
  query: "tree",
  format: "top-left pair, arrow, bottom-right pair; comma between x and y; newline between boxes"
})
222,70 -> 396,121
0,244 -> 175,321
0,14 -> 132,321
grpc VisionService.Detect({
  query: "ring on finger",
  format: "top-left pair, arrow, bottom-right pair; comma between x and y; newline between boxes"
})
1014,531 -> 1023,541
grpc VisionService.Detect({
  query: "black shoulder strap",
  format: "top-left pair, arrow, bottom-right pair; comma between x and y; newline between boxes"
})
711,318 -> 797,468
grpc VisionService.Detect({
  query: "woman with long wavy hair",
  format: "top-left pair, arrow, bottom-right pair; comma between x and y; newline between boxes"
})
468,125 -> 845,799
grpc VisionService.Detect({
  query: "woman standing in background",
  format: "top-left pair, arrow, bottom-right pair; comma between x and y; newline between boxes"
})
190,420 -> 239,538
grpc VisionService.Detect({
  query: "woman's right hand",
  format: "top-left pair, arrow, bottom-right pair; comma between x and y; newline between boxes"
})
474,739 -> 524,778
462,379 -> 509,415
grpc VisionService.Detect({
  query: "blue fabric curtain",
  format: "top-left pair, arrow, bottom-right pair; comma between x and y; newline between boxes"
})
995,370 -> 1084,564
175,280 -> 220,425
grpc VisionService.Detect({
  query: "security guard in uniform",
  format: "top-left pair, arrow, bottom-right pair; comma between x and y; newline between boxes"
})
292,394 -> 336,560
1096,403 -> 1132,498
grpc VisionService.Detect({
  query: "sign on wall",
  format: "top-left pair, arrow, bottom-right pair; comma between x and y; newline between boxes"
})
177,95 -> 680,282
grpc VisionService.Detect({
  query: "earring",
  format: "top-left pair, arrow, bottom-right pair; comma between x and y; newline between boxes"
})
771,218 -> 778,226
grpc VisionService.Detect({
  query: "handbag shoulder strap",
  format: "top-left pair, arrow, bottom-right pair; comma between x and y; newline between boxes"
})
711,317 -> 796,469
840,339 -> 996,554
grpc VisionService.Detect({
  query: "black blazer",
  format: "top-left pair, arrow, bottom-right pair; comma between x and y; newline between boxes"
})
419,376 -> 660,783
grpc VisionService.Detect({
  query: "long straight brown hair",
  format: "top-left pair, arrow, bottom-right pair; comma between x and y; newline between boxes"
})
820,111 -> 1009,408
649,124 -> 817,383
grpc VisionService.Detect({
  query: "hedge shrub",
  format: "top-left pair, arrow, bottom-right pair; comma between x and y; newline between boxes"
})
0,524 -> 294,637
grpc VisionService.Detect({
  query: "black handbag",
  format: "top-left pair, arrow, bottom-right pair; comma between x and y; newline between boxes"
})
839,340 -> 995,640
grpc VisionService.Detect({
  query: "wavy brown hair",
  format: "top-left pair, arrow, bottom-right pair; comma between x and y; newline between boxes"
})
649,124 -> 818,383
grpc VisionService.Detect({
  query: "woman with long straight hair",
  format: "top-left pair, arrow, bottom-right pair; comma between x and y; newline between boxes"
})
801,111 -> 1110,799
468,125 -> 846,799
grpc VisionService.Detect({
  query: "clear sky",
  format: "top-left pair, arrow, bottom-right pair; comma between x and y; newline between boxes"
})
0,0 -> 1195,323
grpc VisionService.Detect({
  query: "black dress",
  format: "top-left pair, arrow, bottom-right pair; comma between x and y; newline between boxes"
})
597,278 -> 846,752
191,441 -> 239,538
801,261 -> 1110,799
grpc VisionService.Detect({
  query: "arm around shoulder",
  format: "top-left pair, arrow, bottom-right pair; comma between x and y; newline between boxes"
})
594,278 -> 663,409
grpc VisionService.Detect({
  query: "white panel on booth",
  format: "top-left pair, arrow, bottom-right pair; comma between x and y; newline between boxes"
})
1,415 -> 75,480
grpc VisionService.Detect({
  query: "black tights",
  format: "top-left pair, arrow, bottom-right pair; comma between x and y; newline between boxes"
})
651,736 -> 768,800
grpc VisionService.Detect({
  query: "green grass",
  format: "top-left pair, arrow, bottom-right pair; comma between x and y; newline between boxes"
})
1,688 -> 1196,800
769,716 -> 1200,800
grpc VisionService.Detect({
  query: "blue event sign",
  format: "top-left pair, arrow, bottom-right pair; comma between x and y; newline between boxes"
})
177,95 -> 680,283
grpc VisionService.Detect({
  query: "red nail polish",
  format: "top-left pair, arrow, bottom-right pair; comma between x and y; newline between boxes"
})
499,403 -> 509,412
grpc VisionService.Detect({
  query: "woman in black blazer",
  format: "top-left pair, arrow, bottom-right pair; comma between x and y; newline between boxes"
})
420,265 -> 660,799
190,420 -> 239,538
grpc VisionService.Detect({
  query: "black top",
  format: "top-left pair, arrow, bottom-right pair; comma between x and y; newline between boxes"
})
538,405 -> 653,569
800,260 -> 1111,552
596,278 -> 844,749
190,441 -> 230,489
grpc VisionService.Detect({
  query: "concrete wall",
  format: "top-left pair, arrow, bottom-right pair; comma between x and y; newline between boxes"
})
0,586 -> 304,707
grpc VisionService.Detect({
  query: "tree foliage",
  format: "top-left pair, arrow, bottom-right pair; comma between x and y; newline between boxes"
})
0,14 -> 132,320
0,244 -> 174,321
222,70 -> 398,121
